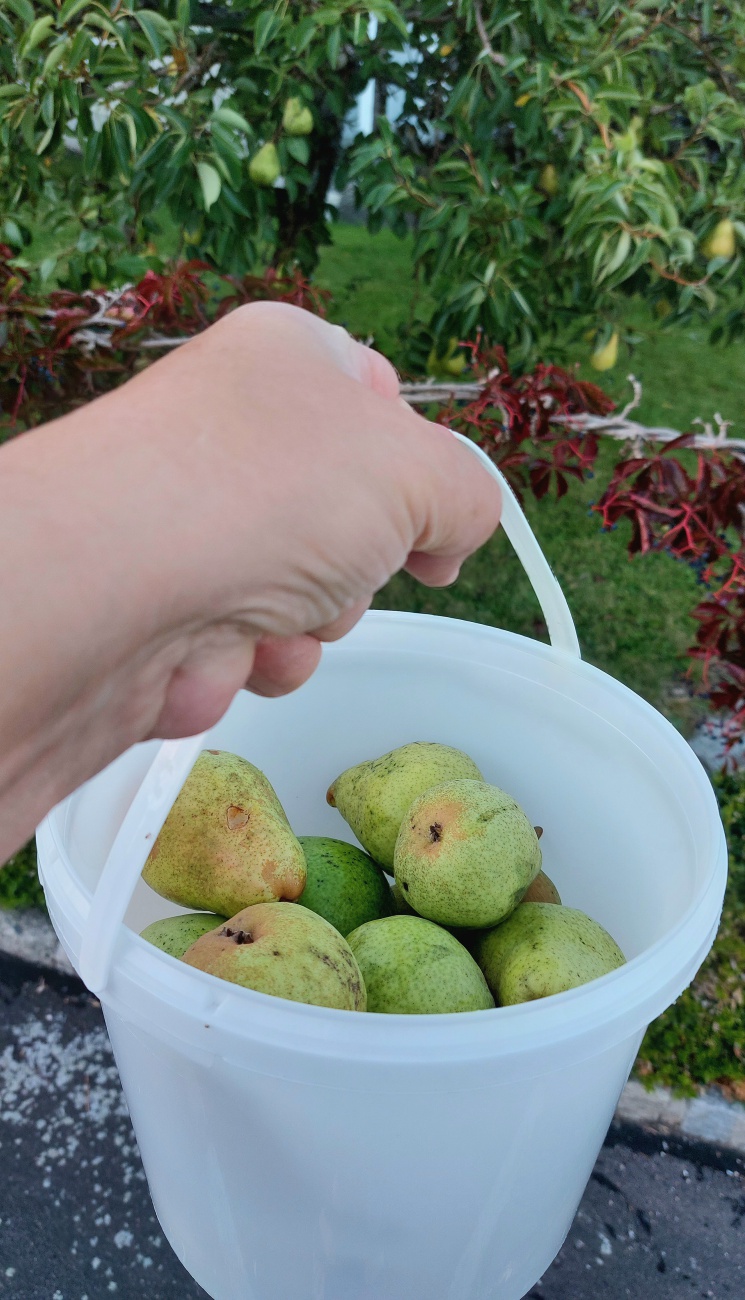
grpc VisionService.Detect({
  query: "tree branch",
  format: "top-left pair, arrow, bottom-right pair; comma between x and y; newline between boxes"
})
473,0 -> 506,69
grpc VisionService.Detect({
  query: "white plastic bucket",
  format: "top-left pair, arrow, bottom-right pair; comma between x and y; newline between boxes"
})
37,458 -> 727,1300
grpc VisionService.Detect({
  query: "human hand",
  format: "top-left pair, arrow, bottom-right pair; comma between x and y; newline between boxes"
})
0,303 -> 500,853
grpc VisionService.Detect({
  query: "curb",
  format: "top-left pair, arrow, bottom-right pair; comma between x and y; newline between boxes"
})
0,906 -> 74,977
2,906 -> 744,1156
616,1079 -> 745,1155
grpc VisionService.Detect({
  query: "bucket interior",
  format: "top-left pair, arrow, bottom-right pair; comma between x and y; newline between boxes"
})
55,613 -> 719,967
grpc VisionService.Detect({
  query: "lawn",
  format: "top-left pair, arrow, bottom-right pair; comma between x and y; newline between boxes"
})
2,222 -> 743,1098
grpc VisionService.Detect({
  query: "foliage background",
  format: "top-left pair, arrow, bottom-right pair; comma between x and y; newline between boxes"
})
3,0 -> 745,368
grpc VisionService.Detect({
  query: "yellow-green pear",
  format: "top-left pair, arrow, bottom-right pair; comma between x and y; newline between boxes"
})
327,742 -> 482,870
522,870 -> 561,905
702,218 -> 736,260
140,912 -> 226,958
394,779 -> 541,928
142,750 -> 306,917
249,142 -> 280,187
474,902 -> 625,1004
182,902 -> 366,1010
538,163 -> 559,196
347,915 -> 494,1014
282,97 -> 314,136
590,331 -> 619,371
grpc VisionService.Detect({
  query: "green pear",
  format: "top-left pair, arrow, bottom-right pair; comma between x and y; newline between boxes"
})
327,742 -> 482,870
347,914 -> 494,1014
142,750 -> 306,917
296,836 -> 394,937
140,911 -> 226,958
474,902 -> 625,1005
522,870 -> 561,905
249,142 -> 280,187
394,779 -> 541,928
182,902 -> 366,1010
282,97 -> 314,136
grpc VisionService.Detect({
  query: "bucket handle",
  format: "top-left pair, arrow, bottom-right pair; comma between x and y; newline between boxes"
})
76,438 -> 580,995
454,435 -> 580,659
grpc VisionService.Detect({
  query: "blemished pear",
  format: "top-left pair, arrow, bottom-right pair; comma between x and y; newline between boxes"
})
474,902 -> 625,1005
327,742 -> 482,870
522,870 -> 561,905
140,912 -> 226,959
347,915 -> 494,1014
142,750 -> 306,917
296,836 -> 394,937
394,779 -> 541,928
182,902 -> 366,1010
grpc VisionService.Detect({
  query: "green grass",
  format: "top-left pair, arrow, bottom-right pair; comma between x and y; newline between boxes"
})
316,225 -> 435,359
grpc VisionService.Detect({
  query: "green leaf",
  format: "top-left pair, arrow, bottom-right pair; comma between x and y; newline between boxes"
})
35,122 -> 54,154
83,11 -> 125,49
133,10 -> 171,57
220,185 -> 251,218
327,24 -> 341,68
599,228 -> 632,282
120,110 -> 137,155
255,10 -> 278,55
0,84 -> 24,100
212,106 -> 251,134
42,39 -> 70,77
58,0 -> 95,24
4,0 -> 35,24
66,24 -> 90,66
176,0 -> 190,31
20,15 -> 55,57
39,255 -> 57,283
196,160 -> 222,211
368,0 -> 409,40
285,135 -> 309,165
2,218 -> 23,246
108,117 -> 131,176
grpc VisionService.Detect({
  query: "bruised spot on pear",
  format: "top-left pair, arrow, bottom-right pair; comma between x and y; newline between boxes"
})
394,779 -> 541,929
227,805 -> 249,831
183,902 -> 366,1010
221,925 -> 253,944
142,750 -> 306,916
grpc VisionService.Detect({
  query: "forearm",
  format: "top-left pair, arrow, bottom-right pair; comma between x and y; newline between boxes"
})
0,405 -> 192,854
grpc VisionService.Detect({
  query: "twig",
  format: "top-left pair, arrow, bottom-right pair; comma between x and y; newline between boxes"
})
473,0 -> 506,68
400,373 -> 745,459
60,318 -> 745,464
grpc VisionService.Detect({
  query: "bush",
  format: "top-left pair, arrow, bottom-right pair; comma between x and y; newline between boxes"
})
636,770 -> 745,1098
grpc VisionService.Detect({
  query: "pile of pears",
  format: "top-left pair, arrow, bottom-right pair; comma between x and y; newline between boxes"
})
141,743 -> 625,1016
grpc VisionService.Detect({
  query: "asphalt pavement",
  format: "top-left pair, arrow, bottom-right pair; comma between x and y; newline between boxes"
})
1,955 -> 743,1300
